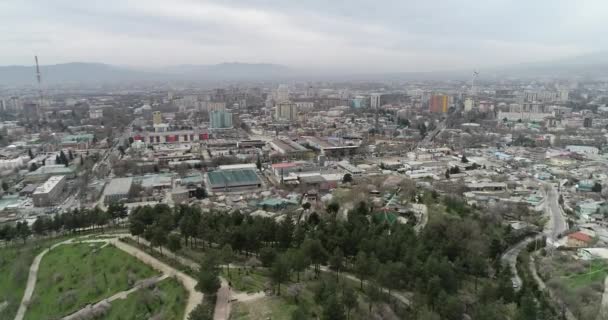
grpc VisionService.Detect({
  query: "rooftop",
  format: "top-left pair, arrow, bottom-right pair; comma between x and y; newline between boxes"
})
33,175 -> 65,194
104,177 -> 133,195
208,169 -> 260,187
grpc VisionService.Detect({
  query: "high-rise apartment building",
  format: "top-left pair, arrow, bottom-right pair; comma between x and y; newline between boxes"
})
275,101 -> 298,122
152,111 -> 163,125
370,93 -> 382,109
210,110 -> 233,129
275,85 -> 290,102
429,95 -> 448,113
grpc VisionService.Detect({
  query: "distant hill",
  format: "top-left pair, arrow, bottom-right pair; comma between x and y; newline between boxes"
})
0,62 -> 293,86
157,62 -> 291,79
0,62 -> 163,86
1,52 -> 607,86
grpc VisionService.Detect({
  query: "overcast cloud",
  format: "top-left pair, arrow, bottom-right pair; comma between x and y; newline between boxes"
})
1,0 -> 607,72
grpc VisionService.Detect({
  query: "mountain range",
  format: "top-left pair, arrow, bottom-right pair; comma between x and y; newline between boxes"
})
1,52 -> 607,86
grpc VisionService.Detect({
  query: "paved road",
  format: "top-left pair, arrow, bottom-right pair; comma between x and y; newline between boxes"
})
501,236 -> 540,291
501,182 -> 568,291
543,183 -> 568,241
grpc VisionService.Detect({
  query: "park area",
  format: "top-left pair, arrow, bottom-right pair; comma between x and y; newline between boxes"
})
538,251 -> 608,320
226,267 -> 400,320
104,277 -> 188,320
23,241 -> 159,319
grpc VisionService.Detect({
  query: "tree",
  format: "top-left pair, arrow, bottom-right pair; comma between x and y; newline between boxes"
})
322,295 -> 346,320
327,202 -> 340,215
1,181 -> 8,192
354,251 -> 371,289
107,202 -> 128,225
59,150 -> 69,166
32,217 -> 48,236
291,306 -> 308,320
592,182 -> 602,193
196,265 -> 221,296
260,246 -> 277,267
16,221 -> 31,243
68,149 -> 74,161
194,187 -> 207,199
28,148 -> 34,159
289,248 -> 310,282
187,302 -> 213,320
151,226 -> 168,254
329,247 -> 344,280
342,173 -> 353,183
517,291 -> 537,320
366,282 -> 382,315
302,202 -> 311,211
277,216 -> 294,249
343,285 -> 357,320
256,156 -> 262,171
29,163 -> 38,172
168,233 -> 182,252
445,169 -> 450,179
271,254 -> 291,295
302,238 -> 327,277
461,154 -> 469,163
221,244 -> 234,276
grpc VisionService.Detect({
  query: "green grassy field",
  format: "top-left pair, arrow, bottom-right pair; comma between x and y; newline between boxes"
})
563,260 -> 608,289
25,242 -> 159,320
103,277 -> 187,320
541,252 -> 606,320
0,237 -> 73,320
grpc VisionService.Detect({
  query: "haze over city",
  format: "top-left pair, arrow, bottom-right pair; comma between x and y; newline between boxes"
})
2,0 -> 608,72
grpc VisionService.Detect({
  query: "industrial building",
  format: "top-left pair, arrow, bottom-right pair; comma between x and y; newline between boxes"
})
103,177 -> 133,204
207,168 -> 261,192
32,175 -> 66,207
269,138 -> 310,156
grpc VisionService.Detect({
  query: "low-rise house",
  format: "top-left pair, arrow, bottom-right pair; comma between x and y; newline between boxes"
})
567,232 -> 593,248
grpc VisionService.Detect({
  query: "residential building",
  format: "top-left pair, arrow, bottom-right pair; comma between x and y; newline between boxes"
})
210,110 -> 233,129
429,95 -> 448,113
275,101 -> 298,122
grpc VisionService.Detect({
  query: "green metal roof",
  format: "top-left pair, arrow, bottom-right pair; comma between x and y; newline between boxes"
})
208,169 -> 260,187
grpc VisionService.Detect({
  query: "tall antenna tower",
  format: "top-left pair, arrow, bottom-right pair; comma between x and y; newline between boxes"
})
471,70 -> 479,95
34,56 -> 43,107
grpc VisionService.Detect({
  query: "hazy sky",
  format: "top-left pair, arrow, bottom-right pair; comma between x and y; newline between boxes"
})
1,0 -> 607,72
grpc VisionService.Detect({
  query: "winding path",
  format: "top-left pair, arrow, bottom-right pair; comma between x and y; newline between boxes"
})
14,238 -> 76,320
13,236 -> 203,320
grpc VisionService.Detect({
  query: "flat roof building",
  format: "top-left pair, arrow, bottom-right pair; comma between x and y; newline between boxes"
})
207,168 -> 261,192
103,177 -> 133,204
32,175 -> 66,207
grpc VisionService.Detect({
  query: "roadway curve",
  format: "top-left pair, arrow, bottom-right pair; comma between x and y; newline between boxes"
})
501,182 -> 567,291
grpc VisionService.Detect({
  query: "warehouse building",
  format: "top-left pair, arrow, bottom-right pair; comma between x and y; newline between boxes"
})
32,175 -> 66,207
207,168 -> 261,192
103,177 -> 133,204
